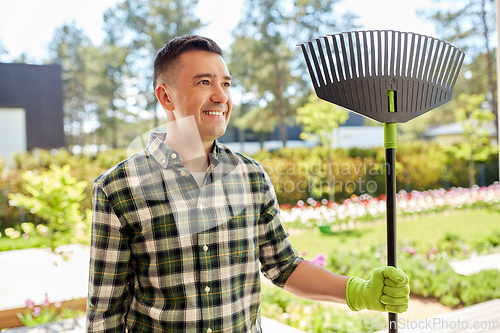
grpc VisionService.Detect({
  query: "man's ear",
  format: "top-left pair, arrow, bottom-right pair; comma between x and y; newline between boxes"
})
155,83 -> 175,112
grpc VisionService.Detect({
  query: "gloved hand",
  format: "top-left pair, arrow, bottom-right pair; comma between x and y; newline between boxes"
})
345,266 -> 410,313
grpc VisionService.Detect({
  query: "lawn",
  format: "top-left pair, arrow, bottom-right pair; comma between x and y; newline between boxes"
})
287,208 -> 500,259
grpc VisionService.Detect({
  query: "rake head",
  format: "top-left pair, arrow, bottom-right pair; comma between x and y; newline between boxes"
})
300,30 -> 465,123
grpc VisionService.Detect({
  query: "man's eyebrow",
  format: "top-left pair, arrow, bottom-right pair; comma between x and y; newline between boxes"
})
193,73 -> 232,81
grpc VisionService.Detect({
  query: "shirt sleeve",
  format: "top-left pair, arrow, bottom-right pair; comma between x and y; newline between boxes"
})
258,169 -> 303,288
86,181 -> 133,333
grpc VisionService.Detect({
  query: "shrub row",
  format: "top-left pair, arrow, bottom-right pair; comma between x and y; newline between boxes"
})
0,142 -> 498,230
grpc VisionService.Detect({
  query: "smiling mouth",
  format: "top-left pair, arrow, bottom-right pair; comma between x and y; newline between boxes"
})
202,111 -> 225,116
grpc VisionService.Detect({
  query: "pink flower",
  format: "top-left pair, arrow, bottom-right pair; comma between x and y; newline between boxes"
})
54,301 -> 63,308
32,307 -> 41,317
25,299 -> 35,309
41,293 -> 50,307
311,254 -> 327,267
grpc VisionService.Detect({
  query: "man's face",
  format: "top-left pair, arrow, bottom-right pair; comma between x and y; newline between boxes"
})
158,50 -> 233,144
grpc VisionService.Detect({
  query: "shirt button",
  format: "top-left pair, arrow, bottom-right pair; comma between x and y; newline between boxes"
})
160,158 -> 165,164
205,286 -> 210,293
199,204 -> 203,210
171,153 -> 177,159
207,328 -> 212,333
203,245 -> 208,252
180,170 -> 186,176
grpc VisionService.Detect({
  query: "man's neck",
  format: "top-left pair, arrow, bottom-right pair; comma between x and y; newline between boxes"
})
164,135 -> 212,172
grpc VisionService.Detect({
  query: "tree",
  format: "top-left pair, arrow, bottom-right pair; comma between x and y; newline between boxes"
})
48,22 -> 97,150
446,94 -> 495,187
296,94 -> 349,201
229,0 -> 359,147
108,0 -> 204,127
0,39 -> 9,63
418,0 -> 498,135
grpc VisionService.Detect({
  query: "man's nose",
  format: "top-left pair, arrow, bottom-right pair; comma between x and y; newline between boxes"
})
210,84 -> 229,104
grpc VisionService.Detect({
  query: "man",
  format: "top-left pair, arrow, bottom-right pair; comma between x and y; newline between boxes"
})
86,35 -> 410,333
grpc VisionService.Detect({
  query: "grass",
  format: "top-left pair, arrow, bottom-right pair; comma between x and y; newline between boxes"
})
287,208 -> 500,259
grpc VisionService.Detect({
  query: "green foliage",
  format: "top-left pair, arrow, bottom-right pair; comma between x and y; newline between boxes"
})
251,142 -> 498,204
17,295 -> 85,327
261,284 -> 383,333
296,94 -> 349,147
229,0 -> 359,145
324,233 -> 500,308
446,94 -> 495,162
8,164 -> 91,250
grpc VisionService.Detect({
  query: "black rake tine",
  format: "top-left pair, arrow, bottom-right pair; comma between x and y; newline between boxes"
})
355,32 -> 364,77
433,41 -> 447,84
323,36 -> 339,82
309,41 -> 325,87
401,32 -> 409,77
362,31 -> 370,76
331,35 -> 345,80
347,32 -> 358,78
389,30 -> 396,77
417,35 -> 429,80
443,48 -> 460,89
383,30 -> 389,76
300,43 -> 319,89
339,33 -> 352,79
396,31 -> 402,77
428,39 -> 442,83
423,38 -> 436,81
377,31 -> 383,77
407,33 -> 416,78
413,34 -> 423,79
437,44 -> 452,86
442,48 -> 458,89
449,51 -> 465,90
315,38 -> 331,84
370,31 -> 376,76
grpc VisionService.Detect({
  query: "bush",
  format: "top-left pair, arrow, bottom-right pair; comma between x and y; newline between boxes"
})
261,284 -> 383,332
325,233 -> 500,308
8,164 -> 91,250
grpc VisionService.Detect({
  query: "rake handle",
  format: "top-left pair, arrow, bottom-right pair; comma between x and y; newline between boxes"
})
385,147 -> 398,333
385,90 -> 398,332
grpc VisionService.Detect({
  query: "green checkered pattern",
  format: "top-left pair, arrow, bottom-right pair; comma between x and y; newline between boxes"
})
86,132 -> 303,333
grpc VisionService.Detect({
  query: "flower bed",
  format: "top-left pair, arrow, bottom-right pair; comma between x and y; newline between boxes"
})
280,183 -> 500,232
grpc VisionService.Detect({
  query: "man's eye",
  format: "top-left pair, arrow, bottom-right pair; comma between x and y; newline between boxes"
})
223,82 -> 231,87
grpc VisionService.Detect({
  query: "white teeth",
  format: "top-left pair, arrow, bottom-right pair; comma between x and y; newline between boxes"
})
204,111 -> 223,116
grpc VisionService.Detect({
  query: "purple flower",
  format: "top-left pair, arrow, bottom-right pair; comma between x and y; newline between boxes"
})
32,307 -> 41,317
409,248 -> 416,256
311,254 -> 327,267
25,299 -> 35,309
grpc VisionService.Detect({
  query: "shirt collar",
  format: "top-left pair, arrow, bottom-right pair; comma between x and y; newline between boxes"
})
146,132 -> 222,168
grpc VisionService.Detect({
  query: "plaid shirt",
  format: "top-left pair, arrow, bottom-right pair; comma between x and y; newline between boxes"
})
86,132 -> 302,333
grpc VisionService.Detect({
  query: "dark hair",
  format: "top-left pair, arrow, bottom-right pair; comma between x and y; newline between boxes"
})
153,35 -> 223,89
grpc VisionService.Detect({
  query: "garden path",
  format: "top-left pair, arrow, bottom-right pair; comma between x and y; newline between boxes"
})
0,245 -> 304,332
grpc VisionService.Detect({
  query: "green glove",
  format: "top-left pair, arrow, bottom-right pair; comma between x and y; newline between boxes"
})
345,266 -> 410,313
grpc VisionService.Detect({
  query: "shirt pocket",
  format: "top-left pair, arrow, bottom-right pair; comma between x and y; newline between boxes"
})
218,205 -> 259,260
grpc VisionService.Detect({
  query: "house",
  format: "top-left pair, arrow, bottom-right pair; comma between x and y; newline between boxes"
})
424,121 -> 498,145
0,63 -> 65,162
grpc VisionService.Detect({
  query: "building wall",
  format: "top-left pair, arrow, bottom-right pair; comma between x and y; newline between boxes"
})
0,63 -> 65,151
0,108 -> 27,160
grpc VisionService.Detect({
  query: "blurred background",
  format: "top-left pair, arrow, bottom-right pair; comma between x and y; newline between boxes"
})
0,0 -> 499,332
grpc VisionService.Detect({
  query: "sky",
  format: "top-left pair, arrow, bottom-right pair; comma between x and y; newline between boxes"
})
0,0 -> 438,62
